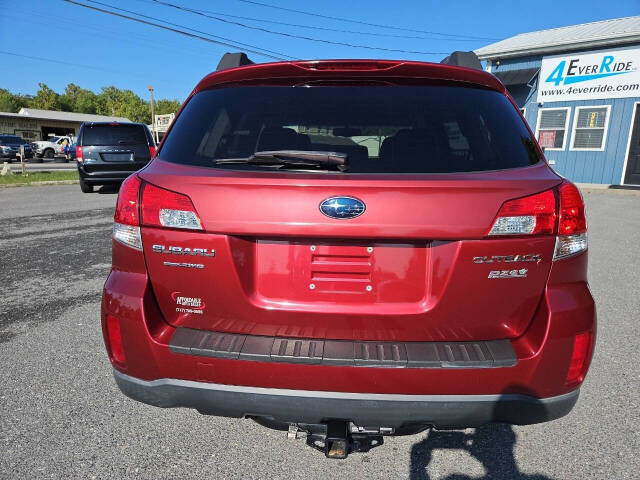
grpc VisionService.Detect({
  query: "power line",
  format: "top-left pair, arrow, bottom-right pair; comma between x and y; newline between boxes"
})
141,0 -> 449,56
230,0 -> 499,41
4,9 -> 227,60
0,50 -> 151,78
63,0 -> 291,61
137,0 -> 482,42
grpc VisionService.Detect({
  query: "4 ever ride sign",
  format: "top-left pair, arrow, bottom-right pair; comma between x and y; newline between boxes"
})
537,46 -> 640,102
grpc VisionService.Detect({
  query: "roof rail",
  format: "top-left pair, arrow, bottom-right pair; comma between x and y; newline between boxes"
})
440,51 -> 482,70
216,52 -> 255,71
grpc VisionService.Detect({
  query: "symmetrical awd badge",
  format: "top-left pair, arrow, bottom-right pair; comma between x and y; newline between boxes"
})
319,196 -> 366,219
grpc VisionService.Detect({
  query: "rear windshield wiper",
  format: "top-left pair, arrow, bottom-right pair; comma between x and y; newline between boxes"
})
214,150 -> 348,171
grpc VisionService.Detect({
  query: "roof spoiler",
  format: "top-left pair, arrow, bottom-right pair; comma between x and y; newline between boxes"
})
440,51 -> 483,70
216,52 -> 255,71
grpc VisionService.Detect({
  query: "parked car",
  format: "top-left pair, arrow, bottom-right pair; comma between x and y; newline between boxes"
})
75,122 -> 155,193
0,135 -> 33,161
68,142 -> 77,162
103,60 -> 595,459
31,136 -> 74,161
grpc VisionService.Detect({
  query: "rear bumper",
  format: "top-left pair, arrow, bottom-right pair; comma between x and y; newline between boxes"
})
114,369 -> 579,429
102,248 -> 596,429
78,166 -> 140,183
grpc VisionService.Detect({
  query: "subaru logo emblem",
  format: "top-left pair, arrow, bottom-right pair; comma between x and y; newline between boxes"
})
319,196 -> 366,219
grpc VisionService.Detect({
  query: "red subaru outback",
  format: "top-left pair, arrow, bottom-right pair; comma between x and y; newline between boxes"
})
102,60 -> 595,458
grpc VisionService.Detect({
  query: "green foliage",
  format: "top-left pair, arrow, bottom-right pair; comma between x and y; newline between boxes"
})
96,86 -> 151,124
0,84 -> 182,123
156,99 -> 182,115
31,83 -> 62,110
0,170 -> 79,185
60,84 -> 98,114
0,89 -> 32,112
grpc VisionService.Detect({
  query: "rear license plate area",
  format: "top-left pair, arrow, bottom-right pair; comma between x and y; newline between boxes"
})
255,240 -> 428,304
100,152 -> 133,162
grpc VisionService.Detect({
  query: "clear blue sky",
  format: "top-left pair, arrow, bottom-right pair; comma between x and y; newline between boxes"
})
1,0 -> 638,102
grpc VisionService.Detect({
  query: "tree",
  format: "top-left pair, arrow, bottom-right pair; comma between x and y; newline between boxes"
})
0,89 -> 31,112
155,98 -> 181,115
31,83 -> 61,110
0,84 -> 182,121
96,86 -> 150,123
60,84 -> 97,114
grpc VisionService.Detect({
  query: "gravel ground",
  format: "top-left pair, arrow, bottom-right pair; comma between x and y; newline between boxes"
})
0,185 -> 638,479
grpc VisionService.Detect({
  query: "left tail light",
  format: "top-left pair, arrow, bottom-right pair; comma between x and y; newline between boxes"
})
149,145 -> 156,158
113,174 -> 143,250
141,182 -> 203,230
76,145 -> 83,163
112,175 -> 203,250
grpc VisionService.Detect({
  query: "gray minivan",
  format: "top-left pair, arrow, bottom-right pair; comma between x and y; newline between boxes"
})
76,122 -> 155,193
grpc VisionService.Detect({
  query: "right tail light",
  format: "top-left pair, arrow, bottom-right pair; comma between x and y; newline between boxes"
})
553,181 -> 587,260
488,180 -> 587,261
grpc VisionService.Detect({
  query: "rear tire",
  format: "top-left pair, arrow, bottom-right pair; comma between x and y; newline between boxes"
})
79,178 -> 93,193
44,149 -> 54,159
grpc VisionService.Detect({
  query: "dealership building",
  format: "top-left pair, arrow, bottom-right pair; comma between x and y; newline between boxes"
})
476,16 -> 640,186
0,108 -> 131,142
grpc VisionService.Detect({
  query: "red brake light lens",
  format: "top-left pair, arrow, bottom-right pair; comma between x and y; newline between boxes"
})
566,331 -> 593,386
76,145 -> 83,163
149,145 -> 156,158
114,174 -> 142,226
141,182 -> 203,230
295,60 -> 401,71
488,189 -> 557,236
105,315 -> 125,365
558,181 -> 586,235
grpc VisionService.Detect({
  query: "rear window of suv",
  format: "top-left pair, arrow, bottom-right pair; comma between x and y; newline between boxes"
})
82,124 -> 149,146
160,86 -> 540,174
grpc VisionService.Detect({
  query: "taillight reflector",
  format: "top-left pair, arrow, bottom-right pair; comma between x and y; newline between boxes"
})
566,331 -> 593,386
488,189 -> 557,236
141,182 -> 203,230
105,315 -> 125,365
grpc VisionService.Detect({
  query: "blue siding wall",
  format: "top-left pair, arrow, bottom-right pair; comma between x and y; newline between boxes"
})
488,50 -> 640,185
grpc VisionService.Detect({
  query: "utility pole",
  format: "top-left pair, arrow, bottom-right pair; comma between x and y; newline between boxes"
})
147,85 -> 157,144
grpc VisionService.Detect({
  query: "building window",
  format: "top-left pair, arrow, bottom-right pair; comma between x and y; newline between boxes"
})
570,106 -> 611,151
536,107 -> 570,150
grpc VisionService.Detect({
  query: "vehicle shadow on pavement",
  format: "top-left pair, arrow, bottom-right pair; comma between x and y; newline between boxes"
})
408,424 -> 555,480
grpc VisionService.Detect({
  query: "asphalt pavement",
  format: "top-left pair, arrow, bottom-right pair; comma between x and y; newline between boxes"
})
0,185 -> 638,479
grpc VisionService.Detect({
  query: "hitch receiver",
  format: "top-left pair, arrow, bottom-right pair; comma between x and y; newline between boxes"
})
325,421 -> 349,459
